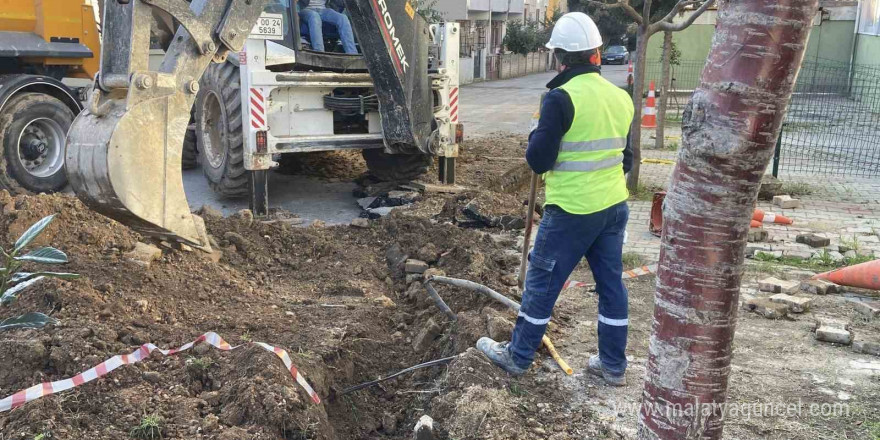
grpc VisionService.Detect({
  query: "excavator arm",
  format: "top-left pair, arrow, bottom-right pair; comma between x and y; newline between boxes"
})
65,0 -> 270,249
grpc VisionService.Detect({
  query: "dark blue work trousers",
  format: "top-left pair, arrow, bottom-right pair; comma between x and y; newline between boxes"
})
510,202 -> 630,375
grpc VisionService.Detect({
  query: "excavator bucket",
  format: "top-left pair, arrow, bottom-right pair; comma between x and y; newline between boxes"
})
343,0 -> 433,155
65,0 -> 268,248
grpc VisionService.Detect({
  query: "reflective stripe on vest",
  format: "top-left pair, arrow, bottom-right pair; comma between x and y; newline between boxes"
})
559,138 -> 626,153
544,72 -> 634,215
553,155 -> 623,172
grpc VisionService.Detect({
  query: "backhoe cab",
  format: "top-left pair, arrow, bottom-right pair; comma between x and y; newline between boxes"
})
66,0 -> 462,249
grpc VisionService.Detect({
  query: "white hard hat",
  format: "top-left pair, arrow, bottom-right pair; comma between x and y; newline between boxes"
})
545,12 -> 603,52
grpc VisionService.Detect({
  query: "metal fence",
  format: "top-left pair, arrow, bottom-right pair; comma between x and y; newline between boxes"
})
773,60 -> 880,178
643,58 -> 880,179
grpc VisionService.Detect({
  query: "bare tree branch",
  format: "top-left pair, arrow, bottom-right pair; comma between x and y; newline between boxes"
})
657,0 -> 716,32
586,0 -> 644,25
657,0 -> 701,26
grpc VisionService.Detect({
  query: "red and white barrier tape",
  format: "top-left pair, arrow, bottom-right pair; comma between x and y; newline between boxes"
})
562,264 -> 658,290
0,332 -> 320,413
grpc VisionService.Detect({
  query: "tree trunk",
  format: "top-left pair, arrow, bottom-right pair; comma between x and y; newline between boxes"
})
654,32 -> 672,151
626,23 -> 651,192
637,0 -> 818,439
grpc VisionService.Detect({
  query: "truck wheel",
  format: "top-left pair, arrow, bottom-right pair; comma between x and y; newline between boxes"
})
362,149 -> 432,182
195,62 -> 248,197
0,93 -> 73,193
181,125 -> 198,170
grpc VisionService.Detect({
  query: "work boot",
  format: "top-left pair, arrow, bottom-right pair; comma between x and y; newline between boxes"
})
587,354 -> 626,386
476,337 -> 527,376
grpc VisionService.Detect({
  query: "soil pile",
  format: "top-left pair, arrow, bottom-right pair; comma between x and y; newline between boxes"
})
0,191 -> 565,440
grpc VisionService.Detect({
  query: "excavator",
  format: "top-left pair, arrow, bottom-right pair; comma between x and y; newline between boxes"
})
65,0 -> 462,250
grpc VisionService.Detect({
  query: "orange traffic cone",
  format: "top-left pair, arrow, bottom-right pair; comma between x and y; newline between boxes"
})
627,62 -> 634,87
750,220 -> 762,228
642,81 -> 657,128
813,259 -> 880,290
753,209 -> 793,225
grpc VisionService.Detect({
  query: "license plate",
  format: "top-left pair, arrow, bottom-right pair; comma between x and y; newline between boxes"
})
251,13 -> 284,40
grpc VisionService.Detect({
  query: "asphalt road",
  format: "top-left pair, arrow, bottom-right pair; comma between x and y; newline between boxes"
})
182,64 -> 631,223
461,64 -> 630,138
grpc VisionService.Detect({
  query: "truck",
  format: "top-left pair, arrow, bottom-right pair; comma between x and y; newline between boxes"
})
65,0 -> 462,249
0,0 -> 100,193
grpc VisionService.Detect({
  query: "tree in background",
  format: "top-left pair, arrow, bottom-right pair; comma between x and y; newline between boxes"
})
638,0 -> 818,438
573,0 -> 716,192
654,32 -> 680,151
413,0 -> 445,23
504,20 -> 545,55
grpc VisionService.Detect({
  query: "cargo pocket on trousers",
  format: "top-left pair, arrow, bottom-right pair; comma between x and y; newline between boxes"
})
526,253 -> 556,295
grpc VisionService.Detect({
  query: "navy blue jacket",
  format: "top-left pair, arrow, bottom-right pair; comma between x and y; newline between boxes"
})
527,65 -> 634,175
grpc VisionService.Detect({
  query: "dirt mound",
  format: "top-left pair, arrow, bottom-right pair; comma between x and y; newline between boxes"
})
0,191 -> 529,439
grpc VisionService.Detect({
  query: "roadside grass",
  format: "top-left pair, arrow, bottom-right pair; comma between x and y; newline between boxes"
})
779,181 -> 815,196
752,250 -> 874,273
130,413 -> 163,440
629,183 -> 665,201
622,252 -> 644,270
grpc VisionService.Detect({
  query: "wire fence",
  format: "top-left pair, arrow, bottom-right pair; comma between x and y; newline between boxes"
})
643,58 -> 880,179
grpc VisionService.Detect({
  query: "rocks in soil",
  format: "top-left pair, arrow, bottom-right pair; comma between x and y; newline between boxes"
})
853,340 -> 880,357
406,259 -> 429,274
199,204 -> 224,220
797,233 -> 831,248
800,279 -> 839,295
486,314 -> 514,341
350,218 -> 370,228
758,277 -> 799,294
813,317 -> 853,345
742,297 -> 789,319
416,243 -> 440,263
773,195 -> 801,209
386,243 -> 409,276
126,242 -> 162,267
412,318 -> 442,352
768,294 -> 813,313
413,415 -> 435,440
232,209 -> 254,226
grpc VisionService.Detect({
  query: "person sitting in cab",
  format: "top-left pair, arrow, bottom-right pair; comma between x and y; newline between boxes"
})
297,0 -> 358,54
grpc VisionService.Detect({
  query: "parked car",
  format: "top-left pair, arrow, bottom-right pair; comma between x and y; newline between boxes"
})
602,45 -> 630,65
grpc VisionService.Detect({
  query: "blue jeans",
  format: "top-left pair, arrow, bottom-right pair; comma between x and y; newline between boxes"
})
299,8 -> 357,54
510,202 -> 630,375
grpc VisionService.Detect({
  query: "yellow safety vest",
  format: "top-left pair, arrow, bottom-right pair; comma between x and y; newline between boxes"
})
545,73 -> 634,215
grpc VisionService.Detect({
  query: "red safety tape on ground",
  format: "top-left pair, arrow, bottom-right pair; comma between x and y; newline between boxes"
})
562,264 -> 658,290
0,332 -> 320,413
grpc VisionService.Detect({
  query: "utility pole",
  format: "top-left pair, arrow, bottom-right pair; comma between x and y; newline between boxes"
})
638,0 -> 820,439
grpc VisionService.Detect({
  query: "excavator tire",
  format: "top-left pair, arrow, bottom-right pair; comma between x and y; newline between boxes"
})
181,125 -> 198,170
362,149 -> 432,182
195,62 -> 248,197
0,93 -> 74,194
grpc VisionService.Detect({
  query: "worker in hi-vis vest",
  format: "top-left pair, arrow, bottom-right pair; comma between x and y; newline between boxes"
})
477,12 -> 634,386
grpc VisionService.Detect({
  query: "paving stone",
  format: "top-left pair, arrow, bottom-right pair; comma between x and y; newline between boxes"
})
800,279 -> 839,295
748,228 -> 769,243
773,195 -> 802,209
796,233 -> 831,248
746,245 -> 773,257
405,259 -> 429,274
852,300 -> 880,318
853,340 -> 880,357
769,294 -> 813,313
828,251 -> 844,262
815,327 -> 853,345
784,249 -> 813,260
758,277 -> 799,293
742,298 -> 789,319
